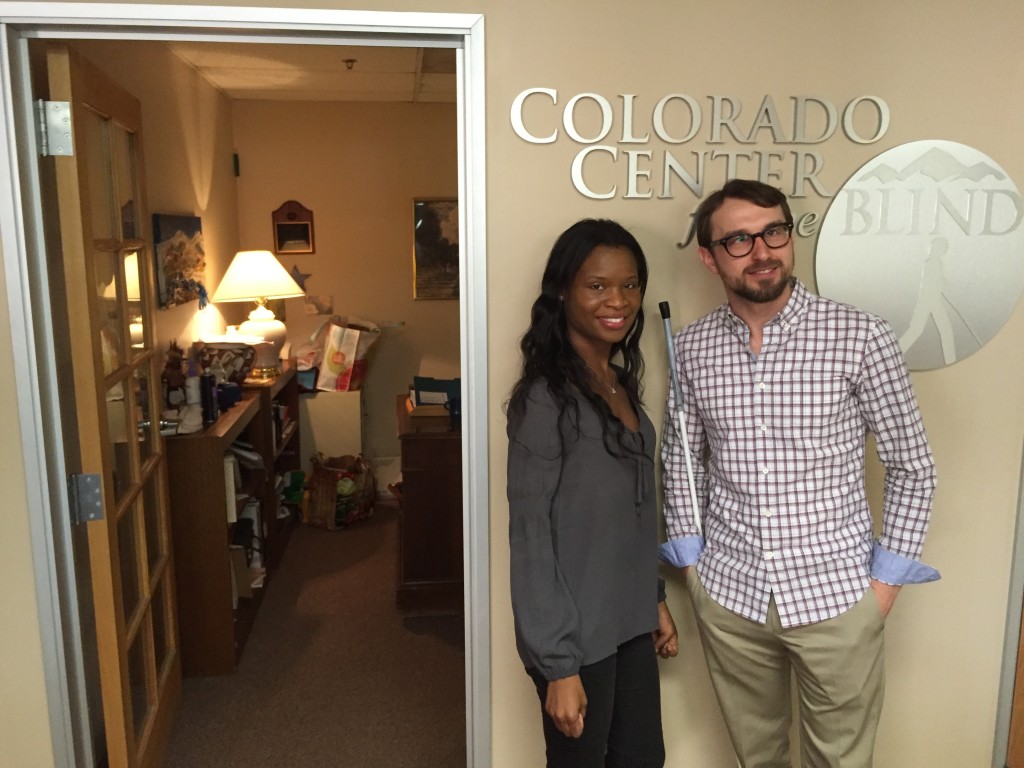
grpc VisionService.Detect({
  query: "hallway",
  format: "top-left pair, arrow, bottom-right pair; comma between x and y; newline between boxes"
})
165,502 -> 466,767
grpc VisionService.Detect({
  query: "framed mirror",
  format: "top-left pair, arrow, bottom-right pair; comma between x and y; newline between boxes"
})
272,200 -> 314,254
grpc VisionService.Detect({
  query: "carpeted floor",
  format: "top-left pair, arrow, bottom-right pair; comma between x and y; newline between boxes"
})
164,501 -> 466,767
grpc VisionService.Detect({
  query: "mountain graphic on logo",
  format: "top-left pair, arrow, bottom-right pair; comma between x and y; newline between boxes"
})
858,147 -> 1005,184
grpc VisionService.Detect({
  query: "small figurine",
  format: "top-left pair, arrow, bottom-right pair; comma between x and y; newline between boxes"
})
162,340 -> 186,408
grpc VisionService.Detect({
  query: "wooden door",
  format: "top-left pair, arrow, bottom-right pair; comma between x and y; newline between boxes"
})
45,43 -> 180,768
1008,599 -> 1024,765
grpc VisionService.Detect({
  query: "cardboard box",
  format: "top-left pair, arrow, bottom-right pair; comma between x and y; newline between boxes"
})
410,403 -> 450,431
405,399 -> 450,432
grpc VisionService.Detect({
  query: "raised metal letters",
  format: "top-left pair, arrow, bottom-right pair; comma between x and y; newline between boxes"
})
509,90 -> 890,200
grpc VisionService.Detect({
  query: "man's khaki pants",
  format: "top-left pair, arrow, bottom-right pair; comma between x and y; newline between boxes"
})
686,569 -> 885,768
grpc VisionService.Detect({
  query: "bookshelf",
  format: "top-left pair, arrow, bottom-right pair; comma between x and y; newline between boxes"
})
165,364 -> 300,676
243,364 -> 301,570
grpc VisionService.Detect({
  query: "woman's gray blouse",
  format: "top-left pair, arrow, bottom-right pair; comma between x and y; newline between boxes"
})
507,380 -> 662,681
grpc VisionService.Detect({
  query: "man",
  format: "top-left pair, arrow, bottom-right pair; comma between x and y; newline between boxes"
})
660,179 -> 938,767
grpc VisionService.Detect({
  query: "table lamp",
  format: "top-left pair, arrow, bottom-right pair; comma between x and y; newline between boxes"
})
211,249 -> 304,377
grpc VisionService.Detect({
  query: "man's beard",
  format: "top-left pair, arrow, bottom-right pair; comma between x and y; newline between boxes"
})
728,261 -> 792,304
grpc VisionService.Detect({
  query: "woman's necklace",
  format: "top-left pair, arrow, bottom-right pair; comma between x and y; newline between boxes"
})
587,365 -> 617,395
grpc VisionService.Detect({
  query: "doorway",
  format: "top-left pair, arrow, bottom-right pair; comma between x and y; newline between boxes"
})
0,5 -> 489,767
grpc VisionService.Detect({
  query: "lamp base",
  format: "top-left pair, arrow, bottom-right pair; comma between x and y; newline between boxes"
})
239,303 -> 287,378
248,364 -> 280,380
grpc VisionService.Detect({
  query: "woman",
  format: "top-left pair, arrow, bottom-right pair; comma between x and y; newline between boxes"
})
507,219 -> 678,767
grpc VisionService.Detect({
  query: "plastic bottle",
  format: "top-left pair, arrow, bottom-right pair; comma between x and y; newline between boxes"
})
184,358 -> 201,405
200,367 -> 219,425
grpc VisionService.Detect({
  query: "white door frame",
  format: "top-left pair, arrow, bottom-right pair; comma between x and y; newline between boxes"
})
0,4 -> 489,766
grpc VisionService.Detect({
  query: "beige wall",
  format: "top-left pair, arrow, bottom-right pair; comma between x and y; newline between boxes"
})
3,1 -> 1024,766
487,2 -> 1024,765
0,277 -> 53,768
231,99 -> 459,463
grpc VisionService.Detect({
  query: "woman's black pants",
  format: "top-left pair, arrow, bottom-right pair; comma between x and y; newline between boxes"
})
527,632 -> 665,768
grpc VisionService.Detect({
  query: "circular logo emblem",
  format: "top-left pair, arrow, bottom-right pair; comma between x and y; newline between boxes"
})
815,140 -> 1024,370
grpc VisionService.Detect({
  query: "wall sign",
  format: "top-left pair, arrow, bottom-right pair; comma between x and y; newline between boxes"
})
510,89 -> 890,202
815,140 -> 1024,370
511,91 -> 1024,368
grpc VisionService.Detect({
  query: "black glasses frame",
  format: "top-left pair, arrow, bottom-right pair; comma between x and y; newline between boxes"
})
710,222 -> 794,258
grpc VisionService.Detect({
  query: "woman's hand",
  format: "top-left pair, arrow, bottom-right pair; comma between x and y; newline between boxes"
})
545,675 -> 587,738
653,600 -> 679,658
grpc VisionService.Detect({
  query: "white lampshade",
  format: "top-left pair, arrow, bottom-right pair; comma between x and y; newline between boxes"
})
211,249 -> 304,304
212,250 -> 304,377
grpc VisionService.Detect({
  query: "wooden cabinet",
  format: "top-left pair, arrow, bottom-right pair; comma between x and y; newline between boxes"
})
165,365 -> 300,676
395,395 -> 463,613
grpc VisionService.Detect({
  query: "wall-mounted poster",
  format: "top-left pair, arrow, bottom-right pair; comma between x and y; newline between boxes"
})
413,199 -> 459,300
152,213 -> 207,308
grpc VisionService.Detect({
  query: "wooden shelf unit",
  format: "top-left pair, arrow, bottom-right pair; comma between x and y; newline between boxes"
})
165,365 -> 300,676
243,365 -> 302,571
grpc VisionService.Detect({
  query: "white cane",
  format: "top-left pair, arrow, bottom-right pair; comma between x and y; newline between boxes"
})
659,301 -> 702,537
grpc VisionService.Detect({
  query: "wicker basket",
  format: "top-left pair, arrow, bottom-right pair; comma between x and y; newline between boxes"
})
307,453 -> 376,530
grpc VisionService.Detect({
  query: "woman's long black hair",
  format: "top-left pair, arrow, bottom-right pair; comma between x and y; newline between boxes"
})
507,218 -> 649,456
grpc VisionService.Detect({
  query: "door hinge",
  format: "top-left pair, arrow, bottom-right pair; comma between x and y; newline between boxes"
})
68,473 -> 103,524
36,99 -> 73,157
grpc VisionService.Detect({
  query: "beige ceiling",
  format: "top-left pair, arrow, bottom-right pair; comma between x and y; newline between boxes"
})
167,42 -> 456,102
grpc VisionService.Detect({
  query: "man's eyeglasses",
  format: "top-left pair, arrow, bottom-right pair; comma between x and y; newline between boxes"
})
709,223 -> 794,258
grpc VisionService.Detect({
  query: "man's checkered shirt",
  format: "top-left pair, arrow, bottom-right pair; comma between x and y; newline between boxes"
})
660,280 -> 937,628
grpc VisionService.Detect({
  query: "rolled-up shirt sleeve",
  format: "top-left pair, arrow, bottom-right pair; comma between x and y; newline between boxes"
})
871,542 -> 940,584
507,387 -> 582,680
857,320 -> 939,583
659,535 -> 705,568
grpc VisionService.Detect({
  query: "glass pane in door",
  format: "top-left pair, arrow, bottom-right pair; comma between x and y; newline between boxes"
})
141,472 -> 164,572
95,247 -> 125,377
151,576 -> 172,679
124,250 -> 146,352
126,623 -> 151,740
80,105 -> 115,240
117,502 -> 142,623
105,380 -> 134,502
111,122 -> 138,240
134,367 -> 156,465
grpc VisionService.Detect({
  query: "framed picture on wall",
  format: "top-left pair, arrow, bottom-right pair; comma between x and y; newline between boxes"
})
272,200 -> 315,254
152,213 -> 206,308
413,199 -> 459,300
